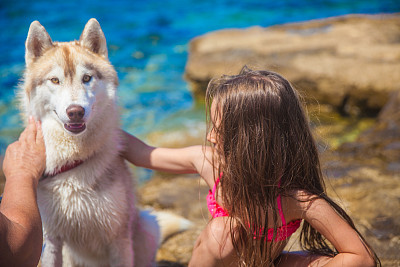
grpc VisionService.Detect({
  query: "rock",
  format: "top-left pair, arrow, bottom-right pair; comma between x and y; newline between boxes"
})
138,174 -> 209,266
339,90 -> 400,169
139,174 -> 210,223
321,90 -> 400,265
184,14 -> 400,116
324,166 -> 400,265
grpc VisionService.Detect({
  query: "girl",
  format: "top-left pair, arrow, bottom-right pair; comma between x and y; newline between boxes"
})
123,67 -> 379,266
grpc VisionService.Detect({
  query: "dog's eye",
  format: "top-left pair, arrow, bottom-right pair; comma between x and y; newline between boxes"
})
51,78 -> 60,84
82,74 -> 92,83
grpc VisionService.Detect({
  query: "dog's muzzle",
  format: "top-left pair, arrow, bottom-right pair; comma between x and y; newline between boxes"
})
64,104 -> 86,134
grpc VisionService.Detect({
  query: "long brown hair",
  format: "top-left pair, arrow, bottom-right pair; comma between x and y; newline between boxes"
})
205,66 -> 380,266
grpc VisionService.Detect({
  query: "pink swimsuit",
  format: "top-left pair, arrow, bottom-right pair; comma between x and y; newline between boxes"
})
207,177 -> 302,242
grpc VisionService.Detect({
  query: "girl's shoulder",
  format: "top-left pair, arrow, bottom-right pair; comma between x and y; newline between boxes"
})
284,189 -> 314,202
284,190 -> 326,220
290,189 -> 317,202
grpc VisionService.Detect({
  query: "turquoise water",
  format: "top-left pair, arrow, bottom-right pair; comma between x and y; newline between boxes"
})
1,0 -> 399,156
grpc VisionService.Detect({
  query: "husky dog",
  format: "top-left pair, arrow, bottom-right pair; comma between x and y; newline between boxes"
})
19,19 -> 190,267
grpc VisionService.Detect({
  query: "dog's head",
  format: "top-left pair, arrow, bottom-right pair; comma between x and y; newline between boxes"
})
22,18 -> 118,136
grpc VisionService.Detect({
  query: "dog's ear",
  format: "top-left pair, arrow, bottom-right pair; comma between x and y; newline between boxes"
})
80,18 -> 108,59
25,21 -> 53,66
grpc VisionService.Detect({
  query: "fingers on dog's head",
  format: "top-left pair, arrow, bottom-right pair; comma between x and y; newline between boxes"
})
19,116 -> 37,143
35,121 -> 45,146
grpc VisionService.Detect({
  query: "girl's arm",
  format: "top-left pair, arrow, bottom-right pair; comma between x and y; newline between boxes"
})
122,130 -> 213,176
294,194 -> 376,267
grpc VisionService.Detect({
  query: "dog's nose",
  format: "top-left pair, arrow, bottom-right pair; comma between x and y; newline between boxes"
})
66,105 -> 85,121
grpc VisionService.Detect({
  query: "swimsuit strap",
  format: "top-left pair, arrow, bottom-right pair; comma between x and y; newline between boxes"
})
277,179 -> 286,225
212,176 -> 222,198
212,177 -> 219,195
212,173 -> 223,195
277,194 -> 286,226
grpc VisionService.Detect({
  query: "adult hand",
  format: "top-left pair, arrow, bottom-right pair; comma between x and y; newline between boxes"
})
2,117 -> 46,183
0,116 -> 45,267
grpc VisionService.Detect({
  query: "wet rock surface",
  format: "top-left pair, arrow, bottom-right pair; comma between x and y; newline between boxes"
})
339,90 -> 400,166
323,91 -> 400,266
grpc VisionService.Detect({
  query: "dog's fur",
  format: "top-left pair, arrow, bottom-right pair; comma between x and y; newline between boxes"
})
19,19 -> 190,267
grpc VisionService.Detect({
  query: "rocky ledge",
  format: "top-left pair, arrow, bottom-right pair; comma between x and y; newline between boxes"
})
184,14 -> 400,116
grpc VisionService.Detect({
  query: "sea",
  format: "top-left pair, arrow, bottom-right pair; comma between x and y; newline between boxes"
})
0,0 -> 399,180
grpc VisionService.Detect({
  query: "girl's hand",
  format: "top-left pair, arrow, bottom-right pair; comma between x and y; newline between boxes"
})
3,117 -> 46,184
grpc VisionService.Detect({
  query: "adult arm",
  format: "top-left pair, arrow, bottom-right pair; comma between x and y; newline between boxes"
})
0,117 -> 46,267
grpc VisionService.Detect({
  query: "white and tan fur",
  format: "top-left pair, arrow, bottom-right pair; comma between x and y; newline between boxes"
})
19,19 -> 190,267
